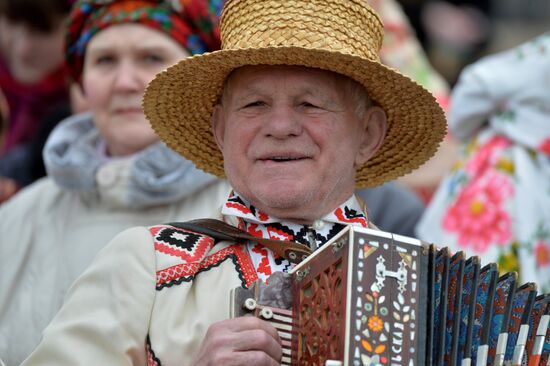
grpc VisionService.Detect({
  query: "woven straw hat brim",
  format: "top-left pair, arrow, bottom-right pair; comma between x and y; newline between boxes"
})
143,46 -> 447,188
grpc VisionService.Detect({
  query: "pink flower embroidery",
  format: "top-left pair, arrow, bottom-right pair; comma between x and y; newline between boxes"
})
466,136 -> 511,176
535,241 -> 550,267
443,172 -> 513,252
539,138 -> 550,156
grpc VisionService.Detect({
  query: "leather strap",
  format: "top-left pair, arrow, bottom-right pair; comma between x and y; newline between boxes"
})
168,218 -> 312,264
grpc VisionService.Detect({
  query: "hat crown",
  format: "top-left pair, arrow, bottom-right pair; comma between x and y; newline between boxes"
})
220,0 -> 384,62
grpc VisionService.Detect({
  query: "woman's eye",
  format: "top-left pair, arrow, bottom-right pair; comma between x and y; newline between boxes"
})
143,54 -> 164,63
95,55 -> 114,65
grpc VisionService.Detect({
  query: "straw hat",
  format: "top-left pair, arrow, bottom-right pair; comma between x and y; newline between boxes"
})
143,0 -> 447,188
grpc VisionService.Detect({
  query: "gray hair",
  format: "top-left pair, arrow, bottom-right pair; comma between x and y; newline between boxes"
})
341,76 -> 373,119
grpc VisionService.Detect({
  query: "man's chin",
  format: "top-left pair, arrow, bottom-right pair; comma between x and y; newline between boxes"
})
253,188 -> 314,212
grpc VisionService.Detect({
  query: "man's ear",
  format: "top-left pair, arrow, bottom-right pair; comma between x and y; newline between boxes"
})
211,104 -> 226,151
355,106 -> 387,167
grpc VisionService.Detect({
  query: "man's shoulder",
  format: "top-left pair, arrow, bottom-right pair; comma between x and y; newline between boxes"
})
148,224 -> 217,264
148,222 -> 255,290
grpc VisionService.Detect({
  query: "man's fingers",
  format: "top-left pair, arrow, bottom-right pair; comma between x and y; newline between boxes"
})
233,328 -> 283,362
198,317 -> 283,365
235,350 -> 282,366
209,316 -> 282,343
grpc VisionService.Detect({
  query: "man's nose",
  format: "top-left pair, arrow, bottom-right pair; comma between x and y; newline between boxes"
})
113,61 -> 141,92
264,106 -> 303,138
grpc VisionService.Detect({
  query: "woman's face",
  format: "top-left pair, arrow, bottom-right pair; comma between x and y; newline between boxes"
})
0,15 -> 66,84
82,23 -> 190,156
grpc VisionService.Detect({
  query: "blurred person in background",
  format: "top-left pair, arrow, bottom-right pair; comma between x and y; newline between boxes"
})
421,0 -> 492,85
371,0 -> 450,109
0,0 -> 73,201
396,0 -> 492,85
417,32 -> 550,292
333,0 -> 454,236
370,0 -> 458,204
0,1 -> 230,364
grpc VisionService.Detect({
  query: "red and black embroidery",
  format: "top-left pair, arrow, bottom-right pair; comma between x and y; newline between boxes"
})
262,222 -> 297,242
226,195 -> 250,215
266,225 -> 295,242
156,244 -> 257,290
151,226 -> 214,263
335,206 -> 368,227
226,194 -> 269,221
289,223 -> 344,248
251,244 -> 273,277
315,223 -> 345,247
274,255 -> 292,272
146,335 -> 162,366
223,192 -> 368,280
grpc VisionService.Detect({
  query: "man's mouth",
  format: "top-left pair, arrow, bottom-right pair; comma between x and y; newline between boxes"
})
259,155 -> 310,163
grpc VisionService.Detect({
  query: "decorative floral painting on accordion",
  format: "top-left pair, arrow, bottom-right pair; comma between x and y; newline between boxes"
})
417,32 -> 550,293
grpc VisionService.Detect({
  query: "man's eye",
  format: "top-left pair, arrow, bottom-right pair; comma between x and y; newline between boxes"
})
301,102 -> 319,108
243,101 -> 265,108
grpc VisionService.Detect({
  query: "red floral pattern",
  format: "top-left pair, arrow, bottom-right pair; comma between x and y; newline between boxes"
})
535,241 -> 550,267
539,138 -> 550,156
443,172 -> 513,252
465,136 -> 511,176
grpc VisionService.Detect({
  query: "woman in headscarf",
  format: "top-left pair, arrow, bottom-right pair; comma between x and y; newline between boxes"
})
0,1 -> 229,364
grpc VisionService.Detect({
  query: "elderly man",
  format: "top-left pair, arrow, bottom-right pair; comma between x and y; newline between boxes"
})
21,0 -> 445,365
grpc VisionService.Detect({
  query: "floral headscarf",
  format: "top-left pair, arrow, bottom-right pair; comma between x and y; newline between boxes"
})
65,0 -> 223,81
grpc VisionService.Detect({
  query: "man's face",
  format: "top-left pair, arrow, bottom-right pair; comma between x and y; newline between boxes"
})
212,65 -> 387,222
82,24 -> 189,156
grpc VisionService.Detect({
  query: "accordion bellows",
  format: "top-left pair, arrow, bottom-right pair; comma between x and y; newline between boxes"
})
231,226 -> 550,366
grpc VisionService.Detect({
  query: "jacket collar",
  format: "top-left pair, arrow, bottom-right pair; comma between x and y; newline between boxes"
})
43,112 -> 218,208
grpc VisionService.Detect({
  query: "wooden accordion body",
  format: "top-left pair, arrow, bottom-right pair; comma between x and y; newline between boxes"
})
231,226 -> 550,366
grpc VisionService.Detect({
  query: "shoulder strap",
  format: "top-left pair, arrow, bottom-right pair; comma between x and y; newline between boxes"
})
168,218 -> 312,264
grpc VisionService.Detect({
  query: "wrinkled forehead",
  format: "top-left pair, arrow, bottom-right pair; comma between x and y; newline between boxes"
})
226,64 -> 352,85
221,64 -> 365,100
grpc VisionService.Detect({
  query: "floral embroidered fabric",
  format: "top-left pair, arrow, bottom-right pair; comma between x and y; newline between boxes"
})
417,33 -> 550,292
222,192 -> 368,282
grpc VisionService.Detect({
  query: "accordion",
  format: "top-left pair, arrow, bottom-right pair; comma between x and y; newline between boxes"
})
230,225 -> 550,366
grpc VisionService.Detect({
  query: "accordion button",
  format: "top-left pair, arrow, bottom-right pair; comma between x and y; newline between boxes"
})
243,298 -> 257,311
260,307 -> 274,320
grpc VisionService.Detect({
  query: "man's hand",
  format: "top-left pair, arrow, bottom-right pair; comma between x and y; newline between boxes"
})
192,317 -> 282,366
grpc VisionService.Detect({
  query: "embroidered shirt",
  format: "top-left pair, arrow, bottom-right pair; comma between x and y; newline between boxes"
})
221,192 -> 368,282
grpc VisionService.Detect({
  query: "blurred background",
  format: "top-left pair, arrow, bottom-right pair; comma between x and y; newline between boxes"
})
390,0 -> 550,203
399,0 -> 550,86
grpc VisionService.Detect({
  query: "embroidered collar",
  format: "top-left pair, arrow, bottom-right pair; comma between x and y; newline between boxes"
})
221,192 -> 369,282
222,192 -> 368,227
